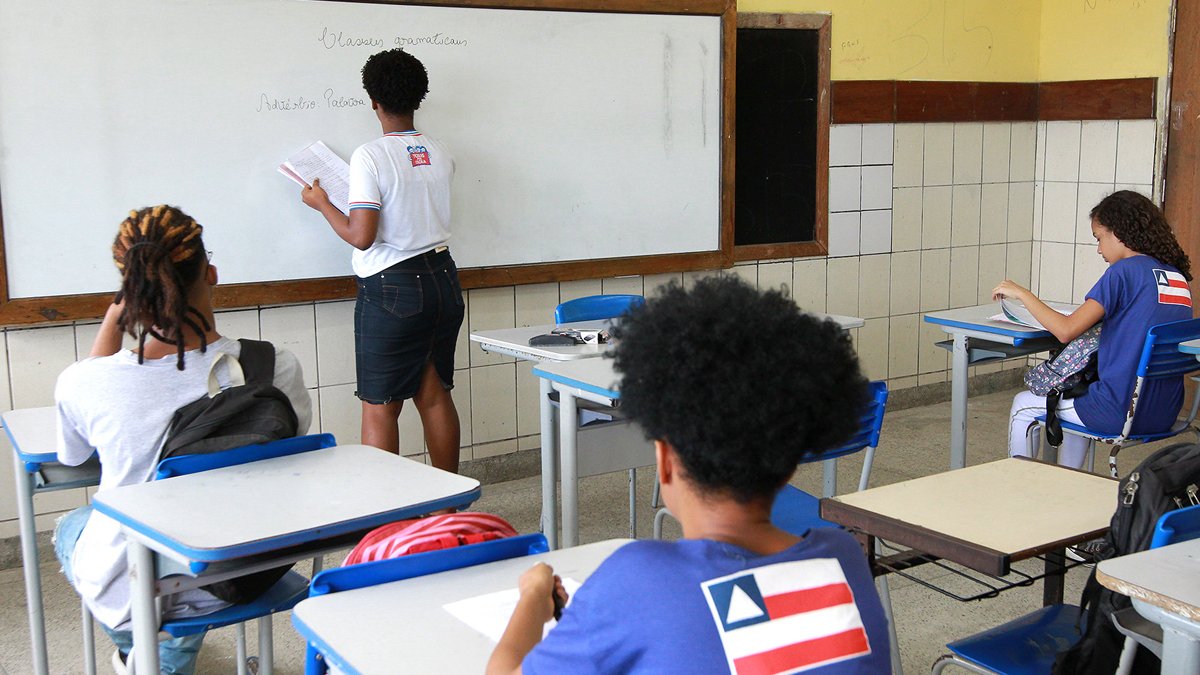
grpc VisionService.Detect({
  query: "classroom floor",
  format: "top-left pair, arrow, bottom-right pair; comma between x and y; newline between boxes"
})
0,387 -> 1173,674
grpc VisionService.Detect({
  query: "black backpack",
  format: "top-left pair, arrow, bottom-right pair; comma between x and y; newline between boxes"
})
1053,441 -> 1200,674
159,338 -> 301,604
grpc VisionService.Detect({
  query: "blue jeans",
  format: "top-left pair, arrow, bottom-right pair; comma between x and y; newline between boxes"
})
54,505 -> 206,675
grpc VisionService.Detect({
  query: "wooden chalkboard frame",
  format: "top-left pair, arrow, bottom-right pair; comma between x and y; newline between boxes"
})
732,12 -> 830,262
0,0 -> 736,326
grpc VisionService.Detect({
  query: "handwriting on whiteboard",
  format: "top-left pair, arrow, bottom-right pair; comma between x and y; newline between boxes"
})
317,26 -> 468,50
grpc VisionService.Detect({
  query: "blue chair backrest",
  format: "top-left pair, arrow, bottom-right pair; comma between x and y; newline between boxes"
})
798,381 -> 888,464
554,294 -> 645,324
1137,318 -> 1200,381
1150,503 -> 1200,548
154,433 -> 337,480
309,532 -> 549,597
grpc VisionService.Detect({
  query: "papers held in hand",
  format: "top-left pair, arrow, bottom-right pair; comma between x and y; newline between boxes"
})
991,298 -> 1078,330
528,328 -> 610,347
278,141 -> 350,214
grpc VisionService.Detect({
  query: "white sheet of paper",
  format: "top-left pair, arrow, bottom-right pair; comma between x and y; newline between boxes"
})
443,577 -> 583,643
990,298 -> 1078,329
280,141 -> 350,214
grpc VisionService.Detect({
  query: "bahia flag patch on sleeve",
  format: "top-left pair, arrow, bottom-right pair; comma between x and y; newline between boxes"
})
1154,269 -> 1193,307
702,558 -> 871,675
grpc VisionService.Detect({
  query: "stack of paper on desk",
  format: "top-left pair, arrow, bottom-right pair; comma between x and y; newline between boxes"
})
278,141 -> 350,214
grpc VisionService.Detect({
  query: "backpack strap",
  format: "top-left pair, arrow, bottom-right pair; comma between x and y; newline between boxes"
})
235,339 -> 277,386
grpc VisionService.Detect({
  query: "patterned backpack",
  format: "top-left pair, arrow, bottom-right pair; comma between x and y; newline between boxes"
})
1023,325 -> 1102,447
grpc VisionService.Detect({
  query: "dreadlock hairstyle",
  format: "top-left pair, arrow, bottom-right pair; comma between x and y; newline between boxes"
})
361,48 -> 429,115
1091,190 -> 1192,281
111,205 -> 210,369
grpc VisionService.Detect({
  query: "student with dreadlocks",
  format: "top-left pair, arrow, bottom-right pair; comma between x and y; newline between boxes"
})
301,48 -> 464,472
51,205 -> 312,674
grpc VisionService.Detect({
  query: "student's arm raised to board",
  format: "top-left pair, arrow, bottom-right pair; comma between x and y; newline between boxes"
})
301,178 -> 380,251
993,280 -> 1105,343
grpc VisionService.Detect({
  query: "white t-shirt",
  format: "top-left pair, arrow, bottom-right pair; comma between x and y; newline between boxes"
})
55,336 -> 312,630
347,130 -> 455,278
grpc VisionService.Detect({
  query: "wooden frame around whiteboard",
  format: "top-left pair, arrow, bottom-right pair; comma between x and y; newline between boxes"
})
0,0 -> 735,326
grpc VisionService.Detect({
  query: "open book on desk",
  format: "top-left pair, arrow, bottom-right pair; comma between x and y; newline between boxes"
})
990,298 -> 1078,330
278,141 -> 350,214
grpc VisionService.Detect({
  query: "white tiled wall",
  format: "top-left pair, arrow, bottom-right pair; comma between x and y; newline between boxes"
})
0,118 -> 1161,539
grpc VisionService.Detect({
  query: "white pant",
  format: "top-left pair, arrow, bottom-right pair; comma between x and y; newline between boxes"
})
1009,389 -> 1092,469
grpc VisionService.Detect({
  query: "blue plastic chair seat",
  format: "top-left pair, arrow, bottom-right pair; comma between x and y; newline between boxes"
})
945,604 -> 1083,674
770,485 -> 838,535
162,570 -> 310,638
1033,415 -> 1184,445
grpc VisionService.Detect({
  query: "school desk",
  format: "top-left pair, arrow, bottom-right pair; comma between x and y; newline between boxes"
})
923,304 -> 1060,469
820,458 -> 1116,607
292,538 -> 631,673
1180,338 -> 1200,360
1097,538 -> 1200,673
91,444 -> 481,674
2,406 -> 102,675
473,312 -> 865,549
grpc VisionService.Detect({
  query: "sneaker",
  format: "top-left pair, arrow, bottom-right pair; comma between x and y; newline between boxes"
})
110,649 -> 128,675
1066,538 -> 1107,565
110,649 -> 134,675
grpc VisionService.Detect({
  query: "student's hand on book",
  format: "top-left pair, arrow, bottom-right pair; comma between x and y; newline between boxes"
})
518,563 -> 568,623
300,177 -> 330,211
992,279 -> 1031,303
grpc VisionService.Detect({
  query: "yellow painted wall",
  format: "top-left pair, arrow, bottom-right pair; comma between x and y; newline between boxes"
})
1039,0 -> 1171,81
737,0 -> 1170,82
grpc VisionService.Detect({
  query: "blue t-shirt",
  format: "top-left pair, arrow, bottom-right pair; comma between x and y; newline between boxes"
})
1075,255 -> 1192,434
523,529 -> 890,675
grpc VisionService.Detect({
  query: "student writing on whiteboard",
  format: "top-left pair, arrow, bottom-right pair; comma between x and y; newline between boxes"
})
994,191 -> 1193,471
487,277 -> 890,675
52,206 -> 312,674
301,48 -> 464,472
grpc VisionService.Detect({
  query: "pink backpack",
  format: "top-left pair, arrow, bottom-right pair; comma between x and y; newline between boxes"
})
342,512 -> 518,566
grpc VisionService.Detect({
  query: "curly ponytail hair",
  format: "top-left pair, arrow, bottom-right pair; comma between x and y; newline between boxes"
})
111,205 -> 210,369
1091,191 -> 1192,281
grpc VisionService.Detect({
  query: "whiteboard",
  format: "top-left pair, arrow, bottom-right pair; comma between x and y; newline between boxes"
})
0,0 -> 722,299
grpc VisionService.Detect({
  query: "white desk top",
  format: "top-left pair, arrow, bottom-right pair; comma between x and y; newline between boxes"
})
1180,339 -> 1200,356
93,444 -> 481,564
827,459 -> 1116,557
2,406 -> 58,462
470,313 -> 865,363
1098,539 -> 1200,622
293,539 -> 631,674
923,303 -> 1054,341
469,321 -> 613,362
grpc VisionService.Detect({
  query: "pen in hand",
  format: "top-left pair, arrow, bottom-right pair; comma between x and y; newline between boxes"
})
552,587 -> 565,621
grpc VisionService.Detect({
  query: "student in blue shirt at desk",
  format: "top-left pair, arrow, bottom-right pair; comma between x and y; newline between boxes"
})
994,191 -> 1192,471
487,275 -> 891,674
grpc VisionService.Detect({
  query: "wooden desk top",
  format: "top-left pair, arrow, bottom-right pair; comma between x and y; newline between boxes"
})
821,459 -> 1116,576
1097,539 -> 1200,622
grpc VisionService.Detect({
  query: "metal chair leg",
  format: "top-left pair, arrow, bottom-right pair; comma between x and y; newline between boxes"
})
257,615 -> 273,675
82,599 -> 96,675
628,469 -> 637,539
236,623 -> 248,675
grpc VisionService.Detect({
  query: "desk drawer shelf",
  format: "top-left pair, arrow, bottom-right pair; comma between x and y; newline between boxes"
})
934,337 -> 1058,365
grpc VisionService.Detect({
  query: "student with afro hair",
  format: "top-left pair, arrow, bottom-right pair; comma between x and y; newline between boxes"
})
302,48 -> 464,472
488,275 -> 891,674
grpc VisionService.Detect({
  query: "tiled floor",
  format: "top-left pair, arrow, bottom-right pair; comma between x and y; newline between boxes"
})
0,388 -> 1168,674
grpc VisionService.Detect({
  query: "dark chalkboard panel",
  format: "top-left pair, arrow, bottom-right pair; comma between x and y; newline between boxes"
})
735,27 -> 820,247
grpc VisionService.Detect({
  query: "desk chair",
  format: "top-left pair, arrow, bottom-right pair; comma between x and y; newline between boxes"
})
80,433 -> 336,675
1026,318 -> 1200,477
1111,503 -> 1200,675
301,532 -> 550,674
554,294 -> 647,537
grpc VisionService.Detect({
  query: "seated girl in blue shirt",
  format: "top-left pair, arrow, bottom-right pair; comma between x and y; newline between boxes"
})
487,275 -> 891,675
995,190 -> 1192,470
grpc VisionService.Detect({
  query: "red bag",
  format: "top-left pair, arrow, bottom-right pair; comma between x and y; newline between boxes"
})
342,512 -> 518,566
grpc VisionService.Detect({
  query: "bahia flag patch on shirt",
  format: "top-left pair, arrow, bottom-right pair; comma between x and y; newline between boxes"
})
702,558 -> 871,675
1154,269 -> 1193,307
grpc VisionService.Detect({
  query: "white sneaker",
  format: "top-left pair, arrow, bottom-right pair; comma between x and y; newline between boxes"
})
110,649 -> 134,675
